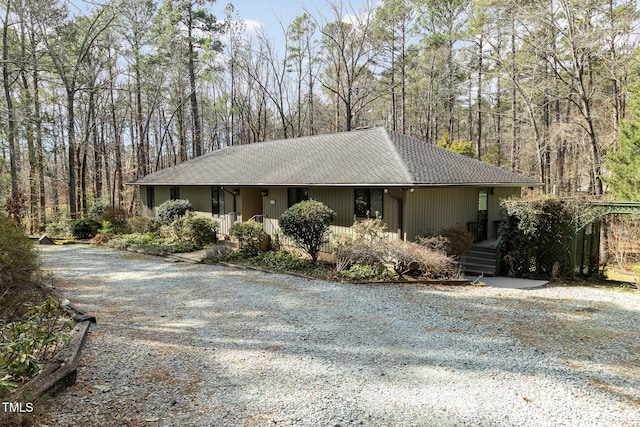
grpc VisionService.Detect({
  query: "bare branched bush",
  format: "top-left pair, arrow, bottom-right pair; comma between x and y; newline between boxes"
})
334,217 -> 459,279
385,241 -> 459,279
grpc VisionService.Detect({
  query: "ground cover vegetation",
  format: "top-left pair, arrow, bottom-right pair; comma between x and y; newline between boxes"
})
0,214 -> 73,398
217,201 -> 467,282
106,199 -> 218,255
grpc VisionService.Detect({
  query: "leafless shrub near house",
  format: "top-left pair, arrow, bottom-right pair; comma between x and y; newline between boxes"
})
385,240 -> 459,279
334,217 -> 460,279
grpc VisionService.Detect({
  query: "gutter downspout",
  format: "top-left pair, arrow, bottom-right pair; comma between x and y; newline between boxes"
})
221,187 -> 240,222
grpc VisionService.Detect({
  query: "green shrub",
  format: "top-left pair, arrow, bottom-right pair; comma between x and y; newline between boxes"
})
499,197 -> 575,279
107,233 -> 198,255
99,220 -> 114,234
108,233 -> 155,250
156,199 -> 193,225
128,216 -> 151,234
147,217 -> 163,234
170,215 -> 187,240
279,200 -> 336,262
338,262 -> 390,281
253,250 -> 310,271
87,199 -> 108,220
230,220 -> 268,255
225,249 -> 318,273
45,221 -> 71,238
69,219 -> 101,240
182,214 -> 218,248
0,215 -> 41,319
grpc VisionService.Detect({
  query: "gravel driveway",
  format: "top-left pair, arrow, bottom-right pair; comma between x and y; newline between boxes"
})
36,245 -> 639,426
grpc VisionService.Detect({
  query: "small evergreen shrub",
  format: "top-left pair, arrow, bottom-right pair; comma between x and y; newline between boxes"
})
253,250 -> 310,271
156,199 -> 193,225
147,217 -> 163,234
45,221 -> 71,238
87,199 -> 108,220
182,214 -> 218,248
69,219 -> 101,240
338,262 -> 390,281
279,200 -> 336,262
230,220 -> 268,255
107,233 -> 198,255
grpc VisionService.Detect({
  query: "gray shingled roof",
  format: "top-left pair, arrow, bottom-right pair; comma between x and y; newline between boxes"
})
132,127 -> 539,187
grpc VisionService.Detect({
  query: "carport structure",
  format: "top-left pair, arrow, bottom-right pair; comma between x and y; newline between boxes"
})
572,201 -> 640,276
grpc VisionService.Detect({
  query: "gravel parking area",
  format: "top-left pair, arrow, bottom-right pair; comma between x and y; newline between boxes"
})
35,244 -> 639,426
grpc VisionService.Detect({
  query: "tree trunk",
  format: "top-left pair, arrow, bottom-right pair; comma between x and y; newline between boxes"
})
67,87 -> 77,219
188,18 -> 202,157
476,32 -> 483,160
510,11 -> 518,172
3,1 -> 19,199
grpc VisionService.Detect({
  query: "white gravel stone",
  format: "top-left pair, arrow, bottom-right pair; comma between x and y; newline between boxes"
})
34,244 -> 640,426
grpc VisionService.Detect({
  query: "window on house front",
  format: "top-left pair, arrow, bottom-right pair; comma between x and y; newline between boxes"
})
287,187 -> 308,207
211,187 -> 225,216
354,188 -> 384,218
146,186 -> 155,210
170,186 -> 180,200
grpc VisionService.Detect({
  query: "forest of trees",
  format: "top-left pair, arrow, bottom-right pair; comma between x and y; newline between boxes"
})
1,0 -> 639,232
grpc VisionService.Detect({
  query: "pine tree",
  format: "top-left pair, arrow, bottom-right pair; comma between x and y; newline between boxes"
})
605,121 -> 640,201
605,80 -> 640,201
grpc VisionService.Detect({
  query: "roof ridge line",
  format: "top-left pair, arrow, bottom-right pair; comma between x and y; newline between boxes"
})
381,128 -> 415,185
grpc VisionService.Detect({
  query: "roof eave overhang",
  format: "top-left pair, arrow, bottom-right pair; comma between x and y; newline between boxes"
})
129,181 -> 542,187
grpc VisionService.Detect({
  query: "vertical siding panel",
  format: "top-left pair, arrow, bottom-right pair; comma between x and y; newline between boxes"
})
309,187 -> 353,226
154,187 -> 170,214
263,187 -> 288,221
140,186 -> 151,217
405,187 -> 478,240
181,186 -> 210,215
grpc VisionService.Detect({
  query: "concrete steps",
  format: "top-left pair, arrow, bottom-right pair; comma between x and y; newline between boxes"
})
461,244 -> 497,277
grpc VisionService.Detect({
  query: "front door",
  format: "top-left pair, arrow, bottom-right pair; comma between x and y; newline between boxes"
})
476,189 -> 489,241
